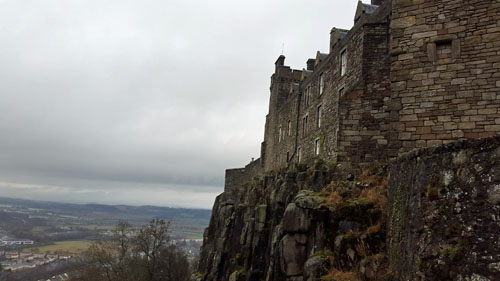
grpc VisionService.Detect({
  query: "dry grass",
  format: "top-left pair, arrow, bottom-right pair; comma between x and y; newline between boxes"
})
355,240 -> 371,257
322,270 -> 360,281
366,221 -> 382,235
326,191 -> 343,208
359,188 -> 387,211
358,164 -> 386,182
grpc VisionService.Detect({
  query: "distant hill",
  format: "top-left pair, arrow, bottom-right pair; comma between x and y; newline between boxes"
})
0,196 -> 211,238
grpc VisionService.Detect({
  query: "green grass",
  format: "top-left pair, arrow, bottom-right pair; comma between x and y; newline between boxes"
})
74,224 -> 114,230
181,230 -> 204,240
23,240 -> 92,255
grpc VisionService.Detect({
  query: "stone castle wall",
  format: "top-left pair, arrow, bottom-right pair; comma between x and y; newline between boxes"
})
224,0 -> 500,187
390,0 -> 500,152
260,0 -> 394,174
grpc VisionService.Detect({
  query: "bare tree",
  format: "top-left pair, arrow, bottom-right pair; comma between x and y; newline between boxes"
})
71,219 -> 189,281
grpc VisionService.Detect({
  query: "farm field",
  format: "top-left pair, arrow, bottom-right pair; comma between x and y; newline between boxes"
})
23,240 -> 92,255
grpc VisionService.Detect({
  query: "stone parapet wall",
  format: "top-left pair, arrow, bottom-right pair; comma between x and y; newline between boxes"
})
224,158 -> 263,193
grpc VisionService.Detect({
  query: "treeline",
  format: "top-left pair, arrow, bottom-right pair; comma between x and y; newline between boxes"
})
70,219 -> 191,281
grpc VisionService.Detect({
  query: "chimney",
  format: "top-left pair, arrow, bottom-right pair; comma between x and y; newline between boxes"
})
306,59 -> 315,71
371,0 -> 383,5
275,55 -> 285,67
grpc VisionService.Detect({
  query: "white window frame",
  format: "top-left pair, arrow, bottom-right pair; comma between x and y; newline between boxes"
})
341,49 -> 347,76
315,138 -> 320,155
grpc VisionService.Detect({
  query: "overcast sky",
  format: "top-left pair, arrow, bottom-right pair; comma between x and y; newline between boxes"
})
0,0 -> 363,209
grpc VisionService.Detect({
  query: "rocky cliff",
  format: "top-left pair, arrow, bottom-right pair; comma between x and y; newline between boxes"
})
197,138 -> 500,281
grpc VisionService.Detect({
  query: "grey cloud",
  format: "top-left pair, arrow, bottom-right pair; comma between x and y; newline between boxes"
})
0,0 -> 360,208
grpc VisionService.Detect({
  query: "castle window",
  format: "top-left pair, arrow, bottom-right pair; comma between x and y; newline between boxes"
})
315,138 -> 320,155
341,49 -> 347,76
436,40 -> 452,61
319,74 -> 325,95
288,120 -> 292,136
302,115 -> 309,135
304,86 -> 311,106
317,105 -> 322,128
286,151 -> 290,162
304,88 -> 308,106
278,126 -> 282,142
428,39 -> 460,62
298,147 -> 302,162
339,87 -> 345,97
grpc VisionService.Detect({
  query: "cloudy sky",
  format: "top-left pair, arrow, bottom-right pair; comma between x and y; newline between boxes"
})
0,0 -> 362,209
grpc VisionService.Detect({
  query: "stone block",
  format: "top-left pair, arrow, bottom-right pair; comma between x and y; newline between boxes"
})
485,125 -> 500,132
443,122 -> 458,130
391,16 -> 416,29
426,140 -> 443,146
451,78 -> 466,85
478,108 -> 497,114
413,31 -> 437,39
458,122 -> 476,130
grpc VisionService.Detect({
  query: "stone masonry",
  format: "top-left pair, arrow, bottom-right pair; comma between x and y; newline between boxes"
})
224,0 -> 500,191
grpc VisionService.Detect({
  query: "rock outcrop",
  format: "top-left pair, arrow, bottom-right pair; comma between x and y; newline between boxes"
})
198,162 -> 389,281
198,137 -> 500,281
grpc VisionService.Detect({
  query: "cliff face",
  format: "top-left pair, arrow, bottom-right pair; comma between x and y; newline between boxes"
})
198,137 -> 500,281
198,162 -> 389,281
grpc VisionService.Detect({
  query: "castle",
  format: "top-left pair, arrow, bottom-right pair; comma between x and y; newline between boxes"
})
225,0 -> 500,190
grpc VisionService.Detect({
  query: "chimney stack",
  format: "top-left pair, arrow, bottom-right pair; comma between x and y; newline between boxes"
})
275,55 -> 285,67
306,59 -> 315,71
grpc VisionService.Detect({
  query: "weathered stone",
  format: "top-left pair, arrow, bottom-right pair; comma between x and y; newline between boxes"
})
279,234 -> 308,277
389,138 -> 500,281
487,185 -> 500,205
255,204 -> 267,232
282,203 -> 311,233
303,256 -> 329,281
294,190 -> 324,210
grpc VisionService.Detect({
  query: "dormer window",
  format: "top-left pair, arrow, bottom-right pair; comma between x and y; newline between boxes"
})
319,74 -> 325,95
341,49 -> 347,76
